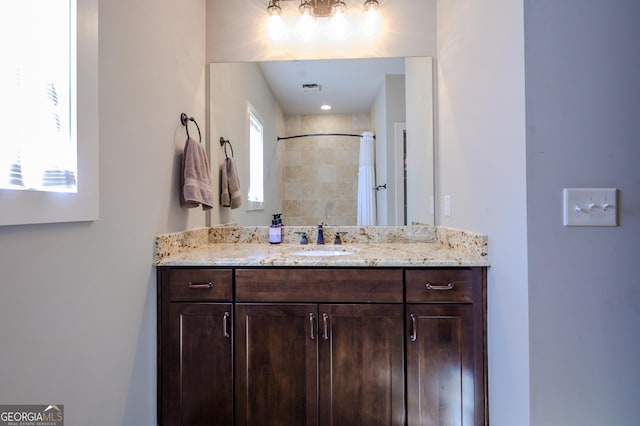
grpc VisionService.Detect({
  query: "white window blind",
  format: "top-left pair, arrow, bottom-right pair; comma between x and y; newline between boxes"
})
0,0 -> 76,192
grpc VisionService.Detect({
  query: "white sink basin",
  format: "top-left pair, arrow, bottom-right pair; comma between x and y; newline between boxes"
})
290,248 -> 355,257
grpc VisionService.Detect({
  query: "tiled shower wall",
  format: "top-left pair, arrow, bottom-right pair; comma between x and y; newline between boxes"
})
281,113 -> 370,225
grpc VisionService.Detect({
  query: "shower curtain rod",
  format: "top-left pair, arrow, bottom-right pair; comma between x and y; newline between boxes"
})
277,133 -> 375,141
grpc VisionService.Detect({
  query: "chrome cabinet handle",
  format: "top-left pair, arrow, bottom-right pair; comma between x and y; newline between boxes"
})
223,312 -> 231,338
309,313 -> 316,340
409,313 -> 417,342
322,313 -> 329,340
425,282 -> 454,291
188,281 -> 213,289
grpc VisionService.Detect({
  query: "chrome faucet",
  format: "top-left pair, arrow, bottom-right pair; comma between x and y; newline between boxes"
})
317,224 -> 324,245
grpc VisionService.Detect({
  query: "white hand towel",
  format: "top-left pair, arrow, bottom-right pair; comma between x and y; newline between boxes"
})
181,137 -> 214,210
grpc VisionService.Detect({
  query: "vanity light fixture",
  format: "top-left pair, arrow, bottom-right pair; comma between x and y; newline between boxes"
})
265,0 -> 382,42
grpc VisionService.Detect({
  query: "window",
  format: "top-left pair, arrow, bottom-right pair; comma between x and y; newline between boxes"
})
247,105 -> 264,210
1,0 -> 76,192
0,0 -> 99,226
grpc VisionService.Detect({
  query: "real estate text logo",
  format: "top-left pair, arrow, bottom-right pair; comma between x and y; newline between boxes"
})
0,404 -> 63,426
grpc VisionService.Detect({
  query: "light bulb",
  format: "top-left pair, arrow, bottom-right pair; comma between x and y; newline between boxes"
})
361,0 -> 380,37
328,1 -> 349,40
296,2 -> 317,41
266,14 -> 285,40
266,0 -> 285,41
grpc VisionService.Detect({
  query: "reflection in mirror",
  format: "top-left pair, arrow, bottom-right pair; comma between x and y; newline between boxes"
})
207,57 -> 434,227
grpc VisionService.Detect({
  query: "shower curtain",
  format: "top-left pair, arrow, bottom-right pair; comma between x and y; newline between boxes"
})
357,131 -> 376,225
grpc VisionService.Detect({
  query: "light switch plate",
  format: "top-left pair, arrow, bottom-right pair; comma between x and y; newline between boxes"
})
443,195 -> 451,217
563,188 -> 618,226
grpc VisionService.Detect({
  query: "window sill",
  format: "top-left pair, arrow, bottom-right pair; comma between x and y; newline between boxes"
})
246,201 -> 264,212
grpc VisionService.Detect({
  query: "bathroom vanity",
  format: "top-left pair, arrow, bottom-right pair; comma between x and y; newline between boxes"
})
154,225 -> 489,426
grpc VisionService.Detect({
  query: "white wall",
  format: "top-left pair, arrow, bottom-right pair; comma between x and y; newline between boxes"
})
0,0 -> 206,425
405,57 -> 435,225
436,1 -> 529,425
525,1 -> 640,424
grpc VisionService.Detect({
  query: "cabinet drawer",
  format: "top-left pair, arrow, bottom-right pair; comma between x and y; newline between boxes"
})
406,269 -> 477,303
236,268 -> 403,303
168,269 -> 232,301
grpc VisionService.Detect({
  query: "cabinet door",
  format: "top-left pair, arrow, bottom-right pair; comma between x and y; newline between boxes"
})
162,303 -> 233,426
406,304 -> 478,426
318,304 -> 405,426
235,304 -> 319,426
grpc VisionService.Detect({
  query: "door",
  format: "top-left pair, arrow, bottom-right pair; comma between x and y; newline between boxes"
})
318,304 -> 405,426
406,304 -> 478,426
163,303 -> 233,426
235,304 -> 319,426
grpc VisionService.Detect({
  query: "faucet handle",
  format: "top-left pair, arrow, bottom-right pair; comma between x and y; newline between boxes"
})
334,232 -> 347,245
295,231 -> 308,245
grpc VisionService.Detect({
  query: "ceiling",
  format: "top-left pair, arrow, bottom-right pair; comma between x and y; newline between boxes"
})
258,57 -> 405,115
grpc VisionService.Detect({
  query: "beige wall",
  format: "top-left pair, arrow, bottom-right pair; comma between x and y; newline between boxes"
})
437,0 -> 529,423
281,114 -> 368,225
0,0 -> 207,424
0,1 -> 536,425
206,0 -> 438,62
208,62 -> 283,226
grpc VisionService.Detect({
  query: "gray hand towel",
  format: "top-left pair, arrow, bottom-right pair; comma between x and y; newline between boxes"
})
181,137 -> 214,210
221,157 -> 242,209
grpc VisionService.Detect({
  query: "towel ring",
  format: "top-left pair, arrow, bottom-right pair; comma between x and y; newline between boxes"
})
180,113 -> 201,143
220,137 -> 234,158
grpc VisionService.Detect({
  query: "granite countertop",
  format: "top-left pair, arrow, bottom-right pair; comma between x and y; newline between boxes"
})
153,224 -> 489,268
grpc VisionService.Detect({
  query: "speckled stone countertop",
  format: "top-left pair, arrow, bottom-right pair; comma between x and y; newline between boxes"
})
153,224 -> 489,268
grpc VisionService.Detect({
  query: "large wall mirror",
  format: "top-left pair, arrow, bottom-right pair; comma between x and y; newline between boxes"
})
208,56 -> 434,227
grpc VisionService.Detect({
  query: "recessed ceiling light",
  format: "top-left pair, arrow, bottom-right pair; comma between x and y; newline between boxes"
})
320,104 -> 332,110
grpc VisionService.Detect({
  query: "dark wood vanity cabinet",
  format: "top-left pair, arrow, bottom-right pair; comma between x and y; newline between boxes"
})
157,266 -> 487,426
234,303 -> 404,426
234,303 -> 319,426
405,268 -> 487,426
235,269 -> 405,426
157,268 -> 234,426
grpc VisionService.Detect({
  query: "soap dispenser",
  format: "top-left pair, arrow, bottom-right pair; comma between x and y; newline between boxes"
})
269,213 -> 283,244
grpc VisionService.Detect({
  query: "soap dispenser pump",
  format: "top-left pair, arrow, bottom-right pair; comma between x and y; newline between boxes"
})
269,213 -> 283,244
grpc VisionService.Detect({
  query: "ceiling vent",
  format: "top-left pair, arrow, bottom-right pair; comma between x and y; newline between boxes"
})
302,83 -> 322,93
